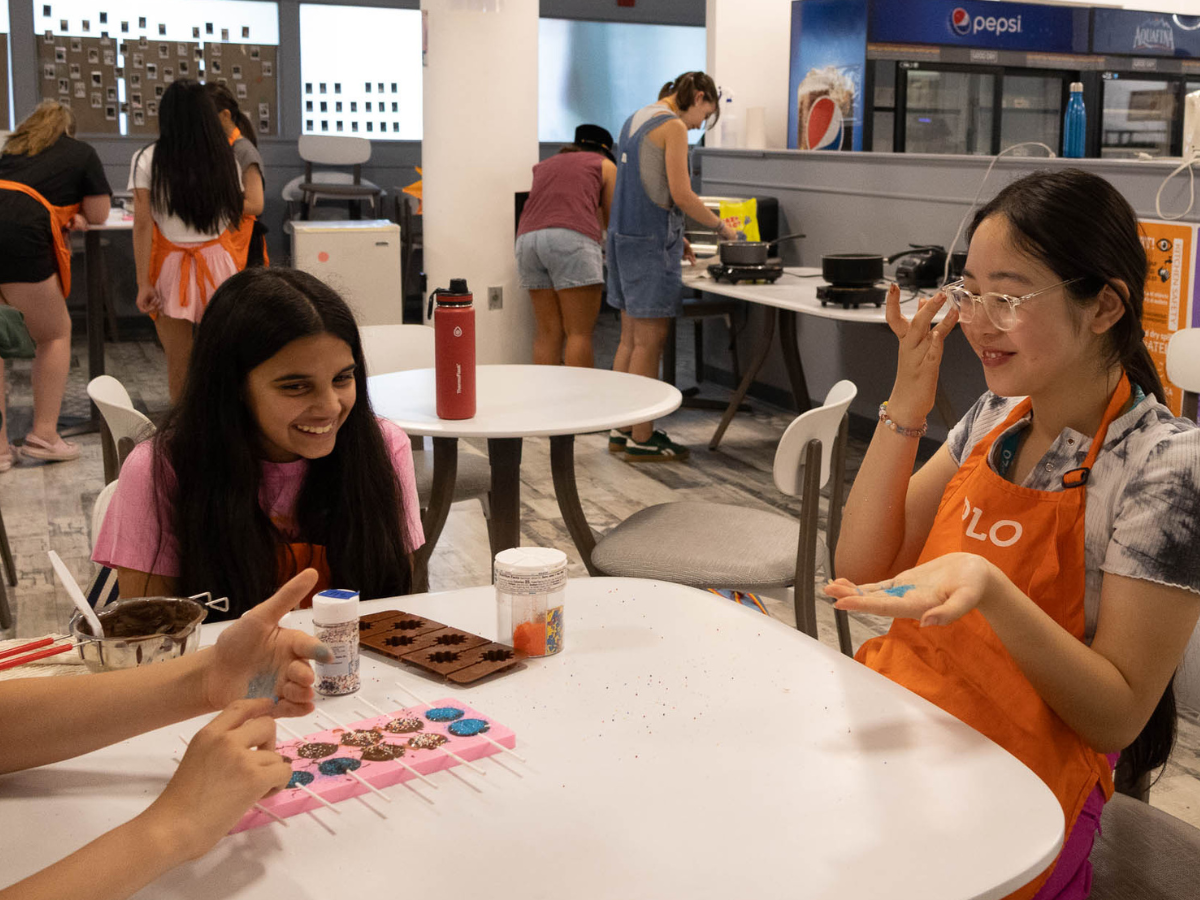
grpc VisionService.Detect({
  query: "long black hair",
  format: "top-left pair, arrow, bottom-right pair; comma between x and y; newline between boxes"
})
969,169 -> 1173,789
147,79 -> 242,234
204,81 -> 257,147
150,267 -> 412,618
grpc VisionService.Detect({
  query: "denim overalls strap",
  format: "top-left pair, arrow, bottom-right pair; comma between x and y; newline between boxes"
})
606,106 -> 687,318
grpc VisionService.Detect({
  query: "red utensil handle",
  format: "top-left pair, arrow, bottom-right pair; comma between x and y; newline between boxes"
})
0,637 -> 54,660
0,643 -> 74,671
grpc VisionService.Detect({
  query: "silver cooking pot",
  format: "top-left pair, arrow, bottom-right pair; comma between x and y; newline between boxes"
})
69,595 -> 211,673
717,232 -> 806,266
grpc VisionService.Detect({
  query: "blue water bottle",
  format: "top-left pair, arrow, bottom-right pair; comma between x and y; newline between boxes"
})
1063,82 -> 1086,159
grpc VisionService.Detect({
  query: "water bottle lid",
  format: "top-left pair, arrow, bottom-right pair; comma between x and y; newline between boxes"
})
449,278 -> 469,294
1070,82 -> 1083,93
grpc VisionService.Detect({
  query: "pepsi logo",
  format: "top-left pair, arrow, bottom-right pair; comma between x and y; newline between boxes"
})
951,7 -> 971,35
805,96 -> 843,151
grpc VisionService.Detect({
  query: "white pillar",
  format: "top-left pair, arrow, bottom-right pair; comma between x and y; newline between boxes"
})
706,0 -> 793,150
421,0 -> 538,364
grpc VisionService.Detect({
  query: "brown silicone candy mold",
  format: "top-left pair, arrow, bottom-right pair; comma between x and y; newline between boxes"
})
446,642 -> 527,684
358,610 -> 445,639
360,626 -> 444,660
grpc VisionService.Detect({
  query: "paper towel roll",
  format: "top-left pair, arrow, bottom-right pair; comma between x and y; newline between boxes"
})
744,106 -> 767,150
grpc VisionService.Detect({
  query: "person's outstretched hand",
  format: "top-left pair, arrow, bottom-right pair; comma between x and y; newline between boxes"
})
201,569 -> 333,717
142,698 -> 292,862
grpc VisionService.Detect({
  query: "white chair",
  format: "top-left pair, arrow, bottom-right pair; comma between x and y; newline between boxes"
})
282,136 -> 384,223
1167,328 -> 1200,421
592,381 -> 858,650
358,325 -> 492,524
86,376 -> 155,484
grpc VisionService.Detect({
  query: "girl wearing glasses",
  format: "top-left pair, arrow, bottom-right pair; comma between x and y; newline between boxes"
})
829,169 -> 1199,900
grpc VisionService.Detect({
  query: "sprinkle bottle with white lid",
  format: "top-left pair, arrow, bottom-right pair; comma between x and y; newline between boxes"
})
312,588 -> 360,695
495,547 -> 567,657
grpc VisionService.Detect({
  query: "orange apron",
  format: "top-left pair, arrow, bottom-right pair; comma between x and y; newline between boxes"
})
857,376 -> 1131,899
0,180 -> 80,295
148,222 -> 239,314
277,542 -> 331,609
225,128 -> 269,268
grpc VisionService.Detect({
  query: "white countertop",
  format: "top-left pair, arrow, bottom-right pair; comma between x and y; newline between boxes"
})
0,578 -> 1063,900
368,364 -> 683,439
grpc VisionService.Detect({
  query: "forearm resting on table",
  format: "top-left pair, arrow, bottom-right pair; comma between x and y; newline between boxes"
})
0,812 -> 186,900
983,571 -> 1200,753
0,650 -> 212,773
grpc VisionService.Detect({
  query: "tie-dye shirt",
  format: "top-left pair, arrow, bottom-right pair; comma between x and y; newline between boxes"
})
947,389 -> 1200,645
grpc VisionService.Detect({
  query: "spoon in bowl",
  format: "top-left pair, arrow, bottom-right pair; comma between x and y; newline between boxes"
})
48,550 -> 104,638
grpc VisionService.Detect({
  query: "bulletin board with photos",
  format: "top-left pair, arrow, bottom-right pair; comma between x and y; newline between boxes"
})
33,2 -> 279,136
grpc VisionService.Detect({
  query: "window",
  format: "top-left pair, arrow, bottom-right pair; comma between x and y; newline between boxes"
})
300,3 -> 420,140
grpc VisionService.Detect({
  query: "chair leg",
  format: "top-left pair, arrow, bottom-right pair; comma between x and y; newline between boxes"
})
693,318 -> 705,383
0,506 -> 16,587
725,313 -> 742,382
792,439 -> 823,639
0,574 -> 11,630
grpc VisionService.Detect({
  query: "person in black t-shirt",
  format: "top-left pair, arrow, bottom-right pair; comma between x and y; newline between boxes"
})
0,102 -> 111,469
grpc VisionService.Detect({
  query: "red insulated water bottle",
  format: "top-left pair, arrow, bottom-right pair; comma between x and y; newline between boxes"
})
428,278 -> 476,419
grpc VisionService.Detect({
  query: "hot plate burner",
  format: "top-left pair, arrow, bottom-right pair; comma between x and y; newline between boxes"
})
817,284 -> 887,308
707,262 -> 784,285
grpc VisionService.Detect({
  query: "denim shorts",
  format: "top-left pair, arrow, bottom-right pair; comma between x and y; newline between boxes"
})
515,227 -> 604,291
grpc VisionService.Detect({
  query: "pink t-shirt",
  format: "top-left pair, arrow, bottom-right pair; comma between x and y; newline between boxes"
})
93,418 -> 425,576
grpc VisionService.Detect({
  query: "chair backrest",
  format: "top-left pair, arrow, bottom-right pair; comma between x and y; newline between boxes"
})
91,479 -> 119,553
86,376 -> 156,482
772,380 -> 858,497
298,135 -> 372,166
1167,328 -> 1200,393
359,324 -> 435,375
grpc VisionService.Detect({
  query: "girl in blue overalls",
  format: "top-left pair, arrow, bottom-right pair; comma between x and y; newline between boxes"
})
606,72 -> 737,462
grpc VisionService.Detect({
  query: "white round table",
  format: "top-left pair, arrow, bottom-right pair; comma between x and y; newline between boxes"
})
368,365 -> 682,585
0,579 -> 1065,899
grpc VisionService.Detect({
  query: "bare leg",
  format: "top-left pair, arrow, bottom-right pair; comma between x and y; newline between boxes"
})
627,316 -> 671,442
557,284 -> 602,368
0,276 -> 72,446
613,311 -> 635,375
529,288 -> 564,365
155,315 -> 195,403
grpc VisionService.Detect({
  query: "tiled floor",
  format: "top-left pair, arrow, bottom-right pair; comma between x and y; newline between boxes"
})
1,310 -> 1197,828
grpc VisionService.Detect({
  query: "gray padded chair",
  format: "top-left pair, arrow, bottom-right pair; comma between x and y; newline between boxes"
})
357,325 -> 492,518
1088,792 -> 1200,899
591,380 -> 857,651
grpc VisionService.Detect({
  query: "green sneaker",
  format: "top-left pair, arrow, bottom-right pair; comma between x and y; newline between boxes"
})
608,429 -> 631,453
624,430 -> 690,462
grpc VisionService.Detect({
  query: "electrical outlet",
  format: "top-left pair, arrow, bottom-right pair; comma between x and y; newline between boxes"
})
488,286 -> 503,310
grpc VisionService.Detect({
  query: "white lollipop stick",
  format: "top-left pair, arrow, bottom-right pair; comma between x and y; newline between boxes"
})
347,769 -> 391,802
483,735 -> 527,763
295,782 -> 341,814
314,708 -> 350,730
442,747 -> 487,776
276,720 -> 306,742
392,680 -> 433,707
395,757 -> 439,790
356,696 -> 392,717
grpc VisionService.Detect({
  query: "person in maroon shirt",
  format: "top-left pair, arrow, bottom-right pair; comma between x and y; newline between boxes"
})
515,124 -> 617,368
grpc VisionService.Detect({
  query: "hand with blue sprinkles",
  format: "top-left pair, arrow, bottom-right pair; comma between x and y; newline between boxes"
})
823,552 -> 1002,628
448,718 -> 490,737
317,757 -> 362,777
424,707 -> 465,722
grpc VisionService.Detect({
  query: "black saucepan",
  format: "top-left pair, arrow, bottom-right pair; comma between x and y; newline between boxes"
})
718,232 -> 807,267
821,253 -> 885,286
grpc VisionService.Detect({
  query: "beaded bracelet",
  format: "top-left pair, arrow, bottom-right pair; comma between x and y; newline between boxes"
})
878,401 -> 928,438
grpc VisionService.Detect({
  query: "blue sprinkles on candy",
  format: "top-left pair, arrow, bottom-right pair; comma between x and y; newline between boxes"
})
287,770 -> 315,790
318,757 -> 362,777
883,584 -> 916,597
425,706 -> 465,722
448,718 -> 490,737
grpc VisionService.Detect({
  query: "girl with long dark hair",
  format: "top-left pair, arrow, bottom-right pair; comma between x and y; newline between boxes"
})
205,82 -> 269,268
0,101 -> 111,466
829,169 -> 1200,899
130,79 -> 244,401
93,267 -> 424,618
606,71 -> 736,461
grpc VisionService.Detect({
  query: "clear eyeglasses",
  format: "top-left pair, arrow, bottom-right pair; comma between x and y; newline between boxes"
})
941,277 -> 1084,332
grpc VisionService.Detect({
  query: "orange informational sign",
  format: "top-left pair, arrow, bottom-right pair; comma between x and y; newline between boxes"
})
1138,219 -> 1198,416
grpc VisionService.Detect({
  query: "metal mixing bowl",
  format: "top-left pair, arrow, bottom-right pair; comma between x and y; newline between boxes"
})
69,596 -> 207,673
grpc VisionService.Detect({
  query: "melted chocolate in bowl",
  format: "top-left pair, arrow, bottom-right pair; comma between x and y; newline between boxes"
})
82,598 -> 205,638
71,597 -> 206,671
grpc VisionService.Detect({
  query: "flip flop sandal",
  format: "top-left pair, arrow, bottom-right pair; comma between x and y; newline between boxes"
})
0,450 -> 13,473
20,433 -> 81,462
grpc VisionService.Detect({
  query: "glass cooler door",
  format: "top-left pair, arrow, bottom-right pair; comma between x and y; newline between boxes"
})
1100,75 -> 1179,159
1000,73 -> 1066,155
902,67 -> 997,155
